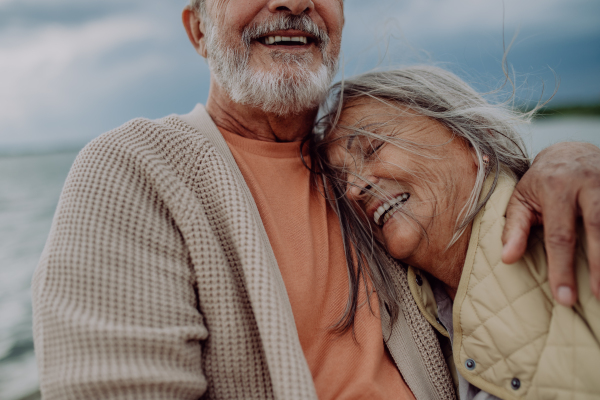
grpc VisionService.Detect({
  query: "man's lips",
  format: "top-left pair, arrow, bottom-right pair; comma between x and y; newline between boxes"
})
255,29 -> 317,46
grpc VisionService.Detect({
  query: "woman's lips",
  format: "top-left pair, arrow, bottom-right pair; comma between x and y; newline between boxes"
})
373,193 -> 410,226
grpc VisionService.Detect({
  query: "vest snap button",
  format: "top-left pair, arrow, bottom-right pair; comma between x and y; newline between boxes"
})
416,275 -> 423,286
511,378 -> 521,390
465,359 -> 476,370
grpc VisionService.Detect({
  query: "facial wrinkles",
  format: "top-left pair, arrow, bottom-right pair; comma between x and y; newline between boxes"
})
340,132 -> 425,196
328,100 -> 478,285
203,10 -> 339,115
336,121 -> 446,235
377,135 -> 454,206
379,138 -> 472,266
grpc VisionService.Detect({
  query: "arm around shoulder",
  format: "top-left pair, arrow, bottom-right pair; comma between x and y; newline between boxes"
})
502,142 -> 600,306
32,129 -> 209,399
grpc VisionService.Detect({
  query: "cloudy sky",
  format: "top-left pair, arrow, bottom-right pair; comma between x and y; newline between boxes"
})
1,0 -> 599,151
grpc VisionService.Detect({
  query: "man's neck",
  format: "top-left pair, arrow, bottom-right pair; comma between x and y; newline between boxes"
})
205,81 -> 318,143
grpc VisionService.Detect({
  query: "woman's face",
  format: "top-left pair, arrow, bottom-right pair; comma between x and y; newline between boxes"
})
328,98 -> 479,284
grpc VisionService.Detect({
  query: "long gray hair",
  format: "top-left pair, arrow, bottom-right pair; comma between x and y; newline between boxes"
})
308,65 -> 533,331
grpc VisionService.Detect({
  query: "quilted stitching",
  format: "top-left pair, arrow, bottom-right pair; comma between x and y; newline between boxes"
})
455,174 -> 600,399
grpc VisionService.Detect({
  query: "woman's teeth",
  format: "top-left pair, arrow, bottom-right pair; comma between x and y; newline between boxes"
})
374,193 -> 410,226
261,36 -> 308,45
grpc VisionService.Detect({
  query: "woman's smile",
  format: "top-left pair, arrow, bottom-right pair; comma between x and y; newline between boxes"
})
328,98 -> 479,284
364,192 -> 411,226
373,193 -> 410,226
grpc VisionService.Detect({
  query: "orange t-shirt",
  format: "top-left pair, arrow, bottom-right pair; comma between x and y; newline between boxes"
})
221,128 -> 415,400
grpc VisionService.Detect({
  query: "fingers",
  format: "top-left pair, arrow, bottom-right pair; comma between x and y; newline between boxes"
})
501,182 -> 578,306
504,142 -> 600,306
580,184 -> 600,300
502,191 -> 536,264
542,193 -> 578,307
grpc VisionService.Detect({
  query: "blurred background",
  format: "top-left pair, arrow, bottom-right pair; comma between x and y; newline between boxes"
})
0,0 -> 599,398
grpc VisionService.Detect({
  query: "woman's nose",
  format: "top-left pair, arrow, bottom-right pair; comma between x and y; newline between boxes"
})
347,175 -> 378,201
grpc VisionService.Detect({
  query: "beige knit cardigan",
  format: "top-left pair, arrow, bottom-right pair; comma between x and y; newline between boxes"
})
32,104 -> 456,400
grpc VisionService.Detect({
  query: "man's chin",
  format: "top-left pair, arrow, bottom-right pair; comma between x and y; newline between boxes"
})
253,58 -> 318,77
209,48 -> 335,116
254,94 -> 325,117
233,65 -> 332,115
273,67 -> 322,84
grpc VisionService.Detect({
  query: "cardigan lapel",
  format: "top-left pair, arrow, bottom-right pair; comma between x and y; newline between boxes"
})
177,104 -> 317,400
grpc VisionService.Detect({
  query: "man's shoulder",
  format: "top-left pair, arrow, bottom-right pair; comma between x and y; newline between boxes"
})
60,106 -> 244,216
91,111 -> 211,155
77,105 -> 219,169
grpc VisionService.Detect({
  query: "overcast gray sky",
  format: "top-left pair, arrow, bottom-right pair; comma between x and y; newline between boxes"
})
1,0 -> 599,151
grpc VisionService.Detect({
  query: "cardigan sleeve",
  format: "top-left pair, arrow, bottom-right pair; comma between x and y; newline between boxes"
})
32,132 -> 209,399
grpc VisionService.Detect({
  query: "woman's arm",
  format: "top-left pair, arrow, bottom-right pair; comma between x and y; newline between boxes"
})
502,142 -> 600,306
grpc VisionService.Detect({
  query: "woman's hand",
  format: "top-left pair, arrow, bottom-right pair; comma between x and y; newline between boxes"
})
502,142 -> 600,307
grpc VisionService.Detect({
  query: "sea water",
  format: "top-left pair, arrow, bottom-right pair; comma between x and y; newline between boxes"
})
0,152 -> 78,400
0,117 -> 598,400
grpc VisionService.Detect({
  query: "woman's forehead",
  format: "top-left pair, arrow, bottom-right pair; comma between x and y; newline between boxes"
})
336,98 -> 450,144
337,98 -> 399,125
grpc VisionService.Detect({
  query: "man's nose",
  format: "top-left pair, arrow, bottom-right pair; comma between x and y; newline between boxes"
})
268,0 -> 314,15
347,175 -> 378,201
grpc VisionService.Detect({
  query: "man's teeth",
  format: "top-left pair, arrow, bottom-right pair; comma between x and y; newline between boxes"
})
262,36 -> 308,45
374,193 -> 410,226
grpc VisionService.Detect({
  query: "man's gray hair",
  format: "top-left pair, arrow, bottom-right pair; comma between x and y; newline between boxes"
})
189,0 -> 205,14
310,65 -> 533,331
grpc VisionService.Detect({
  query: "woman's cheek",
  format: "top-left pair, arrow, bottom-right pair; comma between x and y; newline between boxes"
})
382,213 -> 422,261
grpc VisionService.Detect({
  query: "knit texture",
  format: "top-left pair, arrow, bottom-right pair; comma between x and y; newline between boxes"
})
32,105 -> 455,399
387,259 -> 457,400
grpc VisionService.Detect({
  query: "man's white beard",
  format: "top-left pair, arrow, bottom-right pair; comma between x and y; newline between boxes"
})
204,24 -> 338,116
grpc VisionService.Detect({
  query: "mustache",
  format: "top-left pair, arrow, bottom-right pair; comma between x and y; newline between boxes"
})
242,14 -> 330,49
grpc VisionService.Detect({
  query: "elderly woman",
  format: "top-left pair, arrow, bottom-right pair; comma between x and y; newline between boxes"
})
313,66 -> 600,400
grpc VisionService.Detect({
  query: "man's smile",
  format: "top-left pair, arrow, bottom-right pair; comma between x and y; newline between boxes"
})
260,35 -> 308,45
257,29 -> 317,48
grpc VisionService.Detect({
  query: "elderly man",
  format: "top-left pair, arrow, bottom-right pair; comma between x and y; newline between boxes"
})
32,0 -> 600,399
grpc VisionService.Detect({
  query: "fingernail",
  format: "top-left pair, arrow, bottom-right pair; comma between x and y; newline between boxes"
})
557,286 -> 574,306
502,238 -> 511,252
501,239 -> 515,261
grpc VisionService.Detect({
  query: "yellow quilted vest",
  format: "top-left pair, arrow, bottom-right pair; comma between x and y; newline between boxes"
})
407,173 -> 600,399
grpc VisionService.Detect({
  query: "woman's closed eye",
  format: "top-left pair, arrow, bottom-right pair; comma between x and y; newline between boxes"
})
363,139 -> 385,158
